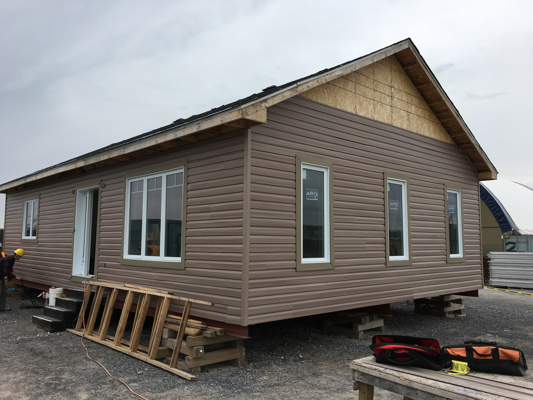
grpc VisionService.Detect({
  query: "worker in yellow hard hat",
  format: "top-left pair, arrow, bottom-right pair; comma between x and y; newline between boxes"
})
0,249 -> 25,311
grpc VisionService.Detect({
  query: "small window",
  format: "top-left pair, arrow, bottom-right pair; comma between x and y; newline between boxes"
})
124,168 -> 184,264
385,174 -> 410,266
445,185 -> 464,262
22,198 -> 39,239
297,156 -> 334,271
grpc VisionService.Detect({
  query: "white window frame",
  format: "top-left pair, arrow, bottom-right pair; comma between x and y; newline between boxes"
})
300,162 -> 331,265
386,176 -> 410,264
123,168 -> 184,263
446,187 -> 464,259
22,198 -> 39,239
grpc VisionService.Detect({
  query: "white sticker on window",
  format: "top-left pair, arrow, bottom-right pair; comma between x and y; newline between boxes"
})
306,188 -> 318,201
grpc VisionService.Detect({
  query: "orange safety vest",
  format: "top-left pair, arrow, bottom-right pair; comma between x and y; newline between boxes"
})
0,252 -> 5,258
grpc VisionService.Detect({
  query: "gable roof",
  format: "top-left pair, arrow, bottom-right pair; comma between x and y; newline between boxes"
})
0,38 -> 497,193
481,180 -> 533,235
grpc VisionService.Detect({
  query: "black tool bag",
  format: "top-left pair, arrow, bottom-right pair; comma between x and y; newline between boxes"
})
370,335 -> 443,371
442,341 -> 528,376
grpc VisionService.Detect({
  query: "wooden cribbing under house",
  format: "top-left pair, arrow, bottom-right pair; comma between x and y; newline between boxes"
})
67,280 -> 218,380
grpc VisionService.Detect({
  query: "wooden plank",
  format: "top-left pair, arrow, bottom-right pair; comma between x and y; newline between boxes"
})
166,314 -> 205,326
148,297 -> 171,360
124,284 -> 171,295
113,290 -> 134,346
357,381 -> 374,400
149,297 -> 164,348
351,356 -> 533,400
162,340 -> 205,358
169,301 -> 192,368
163,322 -> 202,337
67,329 -> 197,381
186,334 -> 241,347
75,283 -> 93,331
86,286 -> 105,336
130,293 -> 151,353
356,372 -> 446,399
99,288 -> 119,341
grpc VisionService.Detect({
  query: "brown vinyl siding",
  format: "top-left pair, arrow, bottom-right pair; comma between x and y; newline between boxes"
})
3,96 -> 484,327
4,182 -> 75,286
5,131 -> 247,324
247,96 -> 481,324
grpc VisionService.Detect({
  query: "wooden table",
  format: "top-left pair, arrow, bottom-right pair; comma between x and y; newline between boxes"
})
350,356 -> 533,400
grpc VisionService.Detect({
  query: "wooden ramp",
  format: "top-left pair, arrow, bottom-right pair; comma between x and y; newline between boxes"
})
67,280 -> 213,381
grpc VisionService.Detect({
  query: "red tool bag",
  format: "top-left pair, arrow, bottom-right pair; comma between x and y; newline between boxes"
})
442,341 -> 528,376
370,335 -> 443,371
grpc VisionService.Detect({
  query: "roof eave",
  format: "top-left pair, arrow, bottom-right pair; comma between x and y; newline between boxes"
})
0,38 -> 497,191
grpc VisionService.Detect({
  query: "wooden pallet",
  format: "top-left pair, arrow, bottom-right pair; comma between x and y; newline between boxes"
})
161,320 -> 245,372
67,280 -> 213,380
414,295 -> 465,318
323,312 -> 384,339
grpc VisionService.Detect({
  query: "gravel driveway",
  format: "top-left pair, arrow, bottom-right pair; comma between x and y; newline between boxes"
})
0,287 -> 532,399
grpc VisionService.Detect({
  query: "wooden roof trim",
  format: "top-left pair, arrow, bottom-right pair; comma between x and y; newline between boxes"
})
0,108 -> 267,191
396,43 -> 497,180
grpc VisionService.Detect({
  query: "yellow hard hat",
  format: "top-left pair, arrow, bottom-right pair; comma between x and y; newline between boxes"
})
14,248 -> 25,257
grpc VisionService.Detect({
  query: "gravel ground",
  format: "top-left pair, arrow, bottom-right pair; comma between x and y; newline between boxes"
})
0,287 -> 532,400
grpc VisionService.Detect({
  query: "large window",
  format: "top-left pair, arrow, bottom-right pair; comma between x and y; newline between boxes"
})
22,198 -> 39,239
385,174 -> 410,266
124,168 -> 184,264
297,156 -> 334,271
445,186 -> 464,261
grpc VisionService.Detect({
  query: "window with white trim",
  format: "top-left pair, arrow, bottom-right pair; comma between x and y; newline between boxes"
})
446,187 -> 464,259
22,198 -> 38,239
124,168 -> 184,262
299,162 -> 331,267
386,175 -> 410,264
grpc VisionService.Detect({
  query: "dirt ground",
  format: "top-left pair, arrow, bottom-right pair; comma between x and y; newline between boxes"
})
0,287 -> 532,400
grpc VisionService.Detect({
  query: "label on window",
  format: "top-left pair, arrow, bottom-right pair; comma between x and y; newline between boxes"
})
449,206 -> 456,214
306,188 -> 319,200
389,200 -> 399,210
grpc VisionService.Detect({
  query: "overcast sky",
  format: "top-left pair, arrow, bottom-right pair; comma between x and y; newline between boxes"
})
1,0 -> 532,227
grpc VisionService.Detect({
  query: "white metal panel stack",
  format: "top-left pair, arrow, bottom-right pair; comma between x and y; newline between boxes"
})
488,252 -> 533,289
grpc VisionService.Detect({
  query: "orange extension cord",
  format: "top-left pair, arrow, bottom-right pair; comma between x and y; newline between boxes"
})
80,281 -> 150,400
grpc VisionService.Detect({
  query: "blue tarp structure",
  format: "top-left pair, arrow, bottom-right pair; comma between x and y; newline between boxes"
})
481,180 -> 533,235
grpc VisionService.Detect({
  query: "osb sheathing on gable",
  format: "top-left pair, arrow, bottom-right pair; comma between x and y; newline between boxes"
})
300,55 -> 454,144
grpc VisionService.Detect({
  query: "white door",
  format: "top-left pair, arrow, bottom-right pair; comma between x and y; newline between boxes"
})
72,187 -> 98,277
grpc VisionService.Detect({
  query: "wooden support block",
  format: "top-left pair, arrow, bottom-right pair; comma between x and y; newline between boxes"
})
186,333 -> 241,347
185,347 -> 245,368
323,313 -> 384,339
356,318 -> 384,332
182,343 -> 206,358
415,295 -> 465,318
